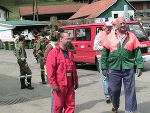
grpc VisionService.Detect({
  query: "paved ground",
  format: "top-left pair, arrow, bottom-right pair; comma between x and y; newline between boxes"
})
0,49 -> 150,113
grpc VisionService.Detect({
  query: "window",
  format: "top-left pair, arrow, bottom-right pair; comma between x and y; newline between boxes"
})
96,27 -> 103,34
147,13 -> 150,17
76,28 -> 91,41
114,14 -> 118,18
127,23 -> 147,41
64,29 -> 74,40
140,13 -> 144,17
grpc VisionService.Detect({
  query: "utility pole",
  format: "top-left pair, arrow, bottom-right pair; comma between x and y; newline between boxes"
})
33,0 -> 39,21
35,0 -> 39,21
33,0 -> 35,20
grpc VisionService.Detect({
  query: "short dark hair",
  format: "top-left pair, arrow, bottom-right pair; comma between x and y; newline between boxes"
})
57,28 -> 64,33
57,32 -> 69,41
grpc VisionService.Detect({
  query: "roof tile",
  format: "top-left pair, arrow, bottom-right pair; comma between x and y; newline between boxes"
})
69,0 -> 117,19
20,4 -> 85,16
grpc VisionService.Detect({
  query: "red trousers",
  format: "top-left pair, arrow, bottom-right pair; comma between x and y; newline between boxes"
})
53,76 -> 75,113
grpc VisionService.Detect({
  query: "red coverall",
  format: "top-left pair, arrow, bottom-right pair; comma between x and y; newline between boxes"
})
46,45 -> 78,113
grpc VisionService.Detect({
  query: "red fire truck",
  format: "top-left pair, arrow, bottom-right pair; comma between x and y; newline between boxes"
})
61,21 -> 150,68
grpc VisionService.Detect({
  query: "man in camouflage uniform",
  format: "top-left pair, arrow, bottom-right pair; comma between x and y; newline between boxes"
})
33,36 -> 40,63
14,35 -> 34,90
36,33 -> 49,84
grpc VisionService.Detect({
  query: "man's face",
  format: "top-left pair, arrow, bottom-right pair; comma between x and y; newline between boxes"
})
116,18 -> 126,33
105,27 -> 112,34
60,33 -> 72,47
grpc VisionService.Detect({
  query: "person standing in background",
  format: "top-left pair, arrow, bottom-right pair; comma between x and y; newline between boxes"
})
93,23 -> 113,103
36,32 -> 49,84
14,35 -> 34,90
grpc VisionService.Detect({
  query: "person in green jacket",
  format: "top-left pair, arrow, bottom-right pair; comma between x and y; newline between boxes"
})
14,35 -> 34,90
101,17 -> 144,113
36,32 -> 49,84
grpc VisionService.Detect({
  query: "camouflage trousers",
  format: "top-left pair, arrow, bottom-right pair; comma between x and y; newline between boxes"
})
17,59 -> 32,76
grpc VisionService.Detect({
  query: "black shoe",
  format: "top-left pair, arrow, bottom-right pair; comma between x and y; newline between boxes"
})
112,107 -> 118,113
21,85 -> 27,89
27,85 -> 34,90
27,77 -> 34,89
106,97 -> 111,104
42,80 -> 47,84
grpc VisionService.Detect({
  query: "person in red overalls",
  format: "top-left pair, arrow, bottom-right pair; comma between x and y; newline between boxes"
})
46,32 -> 79,113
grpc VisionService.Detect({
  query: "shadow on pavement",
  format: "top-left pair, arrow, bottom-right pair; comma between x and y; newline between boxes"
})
79,80 -> 99,88
0,74 -> 50,106
77,64 -> 98,71
76,99 -> 105,113
101,101 -> 150,113
102,110 -> 124,113
79,73 -> 95,78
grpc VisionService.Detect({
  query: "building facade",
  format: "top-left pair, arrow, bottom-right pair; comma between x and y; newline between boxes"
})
0,5 -> 10,21
128,0 -> 150,21
70,0 -> 135,23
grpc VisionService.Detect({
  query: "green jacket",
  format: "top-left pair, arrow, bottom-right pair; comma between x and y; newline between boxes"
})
36,39 -> 47,57
101,32 -> 144,70
14,41 -> 27,60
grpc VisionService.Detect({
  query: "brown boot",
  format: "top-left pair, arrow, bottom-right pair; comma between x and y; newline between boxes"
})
112,107 -> 118,113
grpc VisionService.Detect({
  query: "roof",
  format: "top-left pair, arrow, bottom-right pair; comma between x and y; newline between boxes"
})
69,0 -> 135,20
19,4 -> 85,16
69,0 -> 117,19
0,20 -> 49,27
0,5 -> 11,12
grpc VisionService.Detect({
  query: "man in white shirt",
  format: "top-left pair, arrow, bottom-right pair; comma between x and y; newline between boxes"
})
93,22 -> 112,103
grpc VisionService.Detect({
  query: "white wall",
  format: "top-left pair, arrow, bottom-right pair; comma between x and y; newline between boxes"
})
111,10 -> 135,21
95,10 -> 135,23
0,30 -> 13,41
0,25 -> 15,41
0,9 -> 6,21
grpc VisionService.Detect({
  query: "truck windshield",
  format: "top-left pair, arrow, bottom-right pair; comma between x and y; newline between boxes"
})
126,23 -> 149,41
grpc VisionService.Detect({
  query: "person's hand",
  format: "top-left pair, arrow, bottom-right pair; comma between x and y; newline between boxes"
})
135,69 -> 142,77
52,87 -> 60,92
102,70 -> 108,76
74,84 -> 79,90
25,63 -> 28,67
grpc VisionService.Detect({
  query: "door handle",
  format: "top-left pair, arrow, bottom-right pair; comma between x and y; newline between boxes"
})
88,45 -> 91,47
75,45 -> 78,47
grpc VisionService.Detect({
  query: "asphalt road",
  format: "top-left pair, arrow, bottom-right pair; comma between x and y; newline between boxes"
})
0,49 -> 150,113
